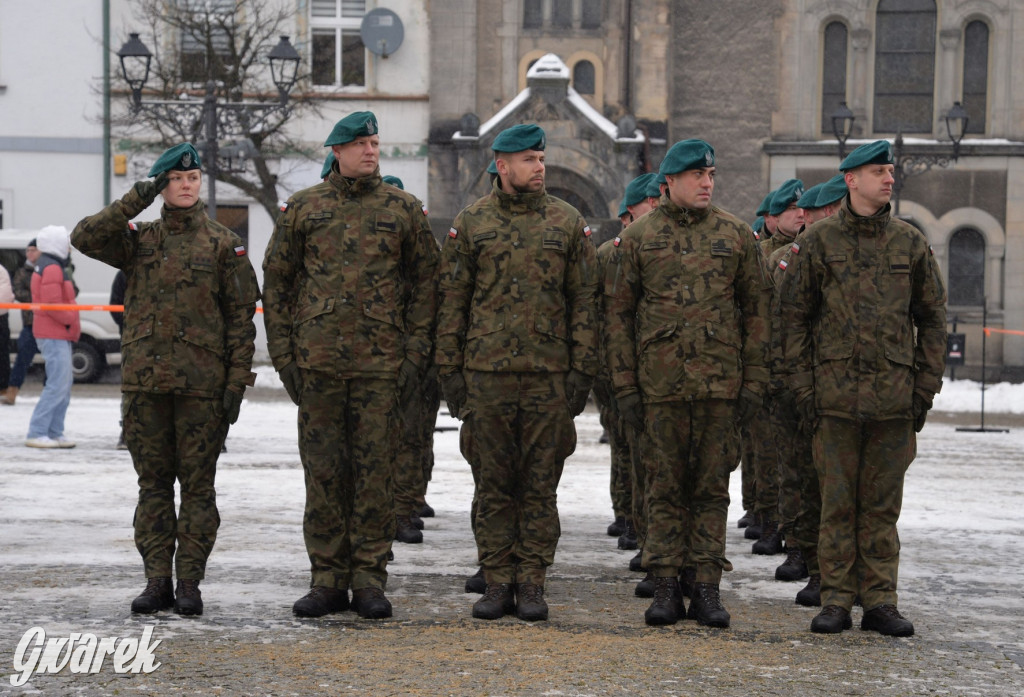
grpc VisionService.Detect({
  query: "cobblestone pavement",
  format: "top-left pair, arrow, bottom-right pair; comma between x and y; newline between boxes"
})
1,381 -> 1022,695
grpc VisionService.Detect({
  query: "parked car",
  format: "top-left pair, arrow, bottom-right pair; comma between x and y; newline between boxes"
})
1,228 -> 121,383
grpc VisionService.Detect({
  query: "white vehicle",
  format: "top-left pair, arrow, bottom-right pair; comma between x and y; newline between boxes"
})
0,228 -> 121,383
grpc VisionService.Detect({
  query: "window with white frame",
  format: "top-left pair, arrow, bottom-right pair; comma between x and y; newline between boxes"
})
179,0 -> 234,83
311,0 -> 367,88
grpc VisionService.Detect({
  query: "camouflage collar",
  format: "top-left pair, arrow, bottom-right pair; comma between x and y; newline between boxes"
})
492,179 -> 546,213
660,196 -> 711,227
330,167 -> 382,197
162,199 -> 206,234
839,197 -> 890,237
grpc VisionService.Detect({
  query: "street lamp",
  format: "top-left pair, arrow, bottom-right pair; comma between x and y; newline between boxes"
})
831,101 -> 855,159
115,33 -> 301,217
892,102 -> 969,217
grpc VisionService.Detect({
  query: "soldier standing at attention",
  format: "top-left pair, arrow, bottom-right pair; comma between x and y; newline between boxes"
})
71,143 -> 260,616
603,139 -> 771,628
262,112 -> 439,620
778,140 -> 946,636
436,123 -> 598,622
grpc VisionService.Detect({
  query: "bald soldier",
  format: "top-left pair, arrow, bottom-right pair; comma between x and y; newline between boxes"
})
436,123 -> 598,622
263,111 -> 439,620
778,140 -> 946,636
604,139 -> 771,628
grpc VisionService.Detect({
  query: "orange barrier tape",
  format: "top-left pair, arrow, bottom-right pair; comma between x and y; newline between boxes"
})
983,327 -> 1024,337
0,303 -> 264,313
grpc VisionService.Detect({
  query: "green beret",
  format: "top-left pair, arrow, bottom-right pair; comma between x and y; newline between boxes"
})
752,216 -> 765,233
320,152 -> 336,179
839,139 -> 894,171
796,183 -> 824,209
815,173 -> 849,207
382,175 -> 404,190
493,124 -> 546,153
324,111 -> 378,147
755,191 -> 775,217
148,143 -> 202,177
623,173 -> 658,208
645,173 -> 666,198
486,160 -> 498,175
617,199 -> 629,217
659,139 -> 715,175
769,178 -> 805,215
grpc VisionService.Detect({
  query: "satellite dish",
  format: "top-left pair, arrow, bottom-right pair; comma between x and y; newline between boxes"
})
361,8 -> 404,58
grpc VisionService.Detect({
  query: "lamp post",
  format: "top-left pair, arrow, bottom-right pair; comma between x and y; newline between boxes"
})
891,102 -> 969,218
115,32 -> 300,218
831,101 -> 855,160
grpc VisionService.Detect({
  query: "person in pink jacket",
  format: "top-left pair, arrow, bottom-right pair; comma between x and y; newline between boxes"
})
25,226 -> 81,448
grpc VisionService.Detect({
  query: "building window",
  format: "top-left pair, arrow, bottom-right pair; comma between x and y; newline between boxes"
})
948,227 -> 985,306
523,0 -> 543,29
873,0 -> 936,133
581,0 -> 603,29
821,21 -> 849,135
962,20 -> 989,134
573,60 -> 595,95
523,0 -> 603,30
310,0 -> 366,88
552,0 -> 573,29
179,0 -> 234,83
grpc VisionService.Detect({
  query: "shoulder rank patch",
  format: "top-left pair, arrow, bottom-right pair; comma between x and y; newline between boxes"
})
778,259 -> 789,271
583,225 -> 592,237
448,227 -> 458,239
790,242 -> 801,255
128,221 -> 138,232
278,200 -> 289,212
613,236 -> 621,247
234,245 -> 247,257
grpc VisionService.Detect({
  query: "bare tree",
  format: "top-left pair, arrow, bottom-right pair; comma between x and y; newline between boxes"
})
114,0 -> 324,221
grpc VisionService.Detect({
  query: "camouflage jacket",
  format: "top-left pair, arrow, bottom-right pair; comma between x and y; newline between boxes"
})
262,169 -> 439,377
72,194 -> 259,398
602,198 -> 772,403
776,198 -> 947,419
435,180 -> 599,376
763,228 -> 800,394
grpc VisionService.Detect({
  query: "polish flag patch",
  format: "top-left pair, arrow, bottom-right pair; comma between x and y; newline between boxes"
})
790,242 -> 801,255
422,205 -> 429,216
278,200 -> 289,212
583,225 -> 592,237
448,227 -> 458,239
128,222 -> 138,232
778,259 -> 789,271
234,245 -> 247,257
613,236 -> 622,247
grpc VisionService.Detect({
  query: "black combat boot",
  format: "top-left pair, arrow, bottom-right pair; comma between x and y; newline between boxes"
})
418,501 -> 435,518
606,515 -> 626,537
737,510 -> 756,528
130,577 -> 174,614
775,547 -> 809,581
744,512 -> 763,540
292,586 -> 350,617
617,519 -> 638,550
464,567 -> 486,594
861,605 -> 914,637
752,519 -> 784,555
410,512 -> 425,530
687,582 -> 730,628
352,588 -> 393,619
644,577 -> 683,626
515,583 -> 549,621
634,571 -> 655,598
678,566 -> 697,599
629,550 -> 645,573
174,579 -> 203,616
810,605 -> 852,633
395,515 -> 423,544
472,583 -> 516,620
795,574 -> 822,607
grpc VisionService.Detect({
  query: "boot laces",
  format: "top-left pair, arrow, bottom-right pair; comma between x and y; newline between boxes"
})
652,578 -> 677,604
517,583 -> 543,604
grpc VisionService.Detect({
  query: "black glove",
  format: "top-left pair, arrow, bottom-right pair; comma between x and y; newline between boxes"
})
222,389 -> 243,425
617,391 -> 644,433
565,369 -> 593,417
735,385 -> 763,425
279,362 -> 303,406
396,358 -> 420,407
912,392 -> 930,433
794,389 -> 817,437
440,370 -> 467,419
123,172 -> 170,218
422,364 -> 440,407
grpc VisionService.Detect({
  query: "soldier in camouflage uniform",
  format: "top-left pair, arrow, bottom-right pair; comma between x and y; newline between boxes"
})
603,139 -> 771,628
263,112 -> 439,620
436,124 -> 598,622
71,143 -> 259,616
778,140 -> 946,636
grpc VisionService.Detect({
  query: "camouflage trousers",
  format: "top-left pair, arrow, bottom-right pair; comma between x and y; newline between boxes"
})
813,416 -> 915,611
740,459 -> 755,513
460,370 -> 576,586
298,372 -> 397,592
742,405 -> 777,520
594,376 -> 633,524
769,394 -> 820,575
123,392 -> 228,580
394,373 -> 441,517
641,399 -> 739,584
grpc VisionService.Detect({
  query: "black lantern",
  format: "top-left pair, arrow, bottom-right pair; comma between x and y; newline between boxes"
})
830,101 -> 855,160
117,33 -> 153,108
944,101 -> 969,158
268,36 -> 301,104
